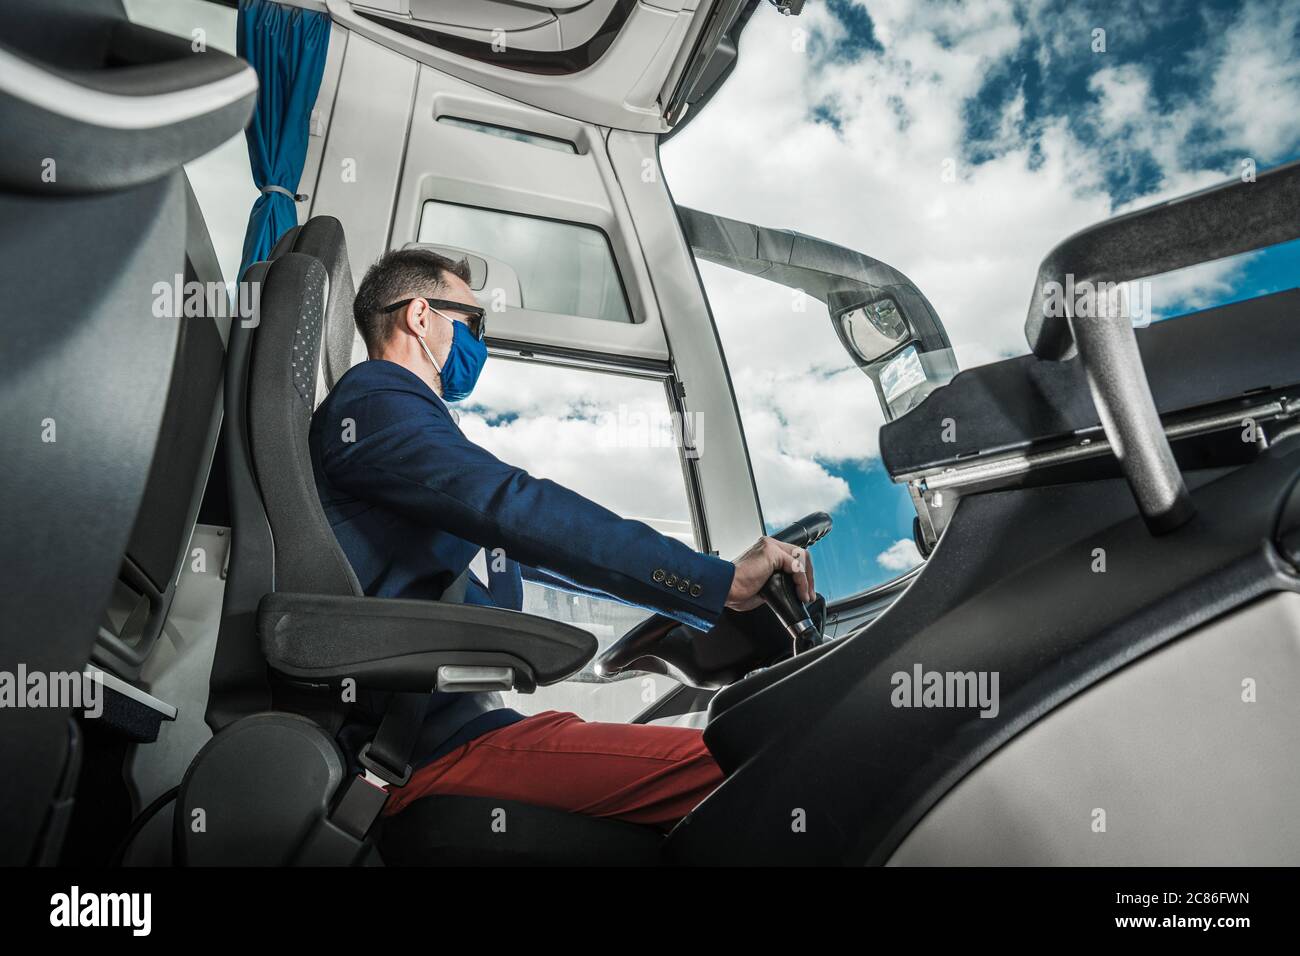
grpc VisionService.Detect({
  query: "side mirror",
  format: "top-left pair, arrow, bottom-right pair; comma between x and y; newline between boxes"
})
832,293 -> 959,422
402,242 -> 522,309
677,207 -> 959,423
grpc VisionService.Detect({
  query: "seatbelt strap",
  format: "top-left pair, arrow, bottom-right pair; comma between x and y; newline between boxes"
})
441,566 -> 469,604
331,568 -> 472,839
357,691 -> 430,788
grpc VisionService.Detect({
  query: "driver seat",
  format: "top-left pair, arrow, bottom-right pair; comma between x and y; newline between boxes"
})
185,230 -> 664,866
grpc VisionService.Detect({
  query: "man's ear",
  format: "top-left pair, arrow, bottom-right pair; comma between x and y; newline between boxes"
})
403,298 -> 428,338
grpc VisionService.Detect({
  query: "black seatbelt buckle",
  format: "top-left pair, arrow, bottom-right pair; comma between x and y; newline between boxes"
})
324,774 -> 391,846
357,741 -> 412,787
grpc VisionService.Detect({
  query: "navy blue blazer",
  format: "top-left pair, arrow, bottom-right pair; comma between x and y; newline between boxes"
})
308,359 -> 734,765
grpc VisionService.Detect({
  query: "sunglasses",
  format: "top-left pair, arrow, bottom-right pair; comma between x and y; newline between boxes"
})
382,297 -> 487,341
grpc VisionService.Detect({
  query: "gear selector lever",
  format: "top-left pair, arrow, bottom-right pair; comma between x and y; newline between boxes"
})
761,571 -> 821,654
762,510 -> 831,655
759,512 -> 832,655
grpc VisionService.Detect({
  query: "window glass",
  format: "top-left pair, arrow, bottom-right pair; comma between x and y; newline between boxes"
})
417,201 -> 632,324
459,357 -> 692,720
695,261 -> 922,602
654,3 -> 1300,381
123,0 -> 258,284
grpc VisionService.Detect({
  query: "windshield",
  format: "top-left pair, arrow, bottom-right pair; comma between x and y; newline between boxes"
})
661,0 -> 1300,600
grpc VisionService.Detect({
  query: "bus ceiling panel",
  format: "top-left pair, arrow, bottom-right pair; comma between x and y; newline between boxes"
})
326,0 -> 702,133
383,66 -> 670,361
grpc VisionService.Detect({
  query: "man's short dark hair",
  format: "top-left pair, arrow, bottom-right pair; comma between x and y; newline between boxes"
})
353,248 -> 471,353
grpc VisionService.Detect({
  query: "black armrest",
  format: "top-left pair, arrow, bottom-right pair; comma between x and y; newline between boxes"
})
258,593 -> 597,693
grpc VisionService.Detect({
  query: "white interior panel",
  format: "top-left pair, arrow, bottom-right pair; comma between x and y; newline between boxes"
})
299,22 -> 349,224
326,0 -> 702,133
888,592 -> 1300,866
311,33 -> 419,285
389,65 -> 670,360
607,129 -> 762,558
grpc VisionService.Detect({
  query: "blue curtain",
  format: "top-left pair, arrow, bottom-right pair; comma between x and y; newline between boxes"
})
237,0 -> 330,276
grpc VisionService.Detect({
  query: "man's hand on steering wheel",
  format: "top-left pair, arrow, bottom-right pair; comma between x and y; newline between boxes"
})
725,536 -> 815,612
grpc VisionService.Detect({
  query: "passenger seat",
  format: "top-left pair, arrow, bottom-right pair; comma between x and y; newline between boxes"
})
0,0 -> 256,864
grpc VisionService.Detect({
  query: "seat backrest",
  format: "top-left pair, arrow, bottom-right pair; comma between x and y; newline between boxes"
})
206,251 -> 361,731
249,252 -> 363,597
0,0 -> 255,862
96,177 -> 227,679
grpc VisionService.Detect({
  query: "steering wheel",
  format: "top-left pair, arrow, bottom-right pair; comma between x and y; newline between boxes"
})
592,512 -> 833,689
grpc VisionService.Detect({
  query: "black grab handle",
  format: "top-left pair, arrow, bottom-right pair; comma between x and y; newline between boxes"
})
1023,159 -> 1300,534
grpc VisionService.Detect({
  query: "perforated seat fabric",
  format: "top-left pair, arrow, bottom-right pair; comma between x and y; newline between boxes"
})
247,253 -> 361,598
208,220 -> 359,725
267,216 -> 357,391
290,217 -> 358,389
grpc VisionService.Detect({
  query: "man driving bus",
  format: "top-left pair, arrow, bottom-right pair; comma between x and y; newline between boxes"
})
309,247 -> 813,827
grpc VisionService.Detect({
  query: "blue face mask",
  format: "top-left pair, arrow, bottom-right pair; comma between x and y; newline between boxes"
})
418,309 -> 487,402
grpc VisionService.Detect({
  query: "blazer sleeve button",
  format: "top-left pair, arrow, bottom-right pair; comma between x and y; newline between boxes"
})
665,574 -> 678,587
689,584 -> 702,597
652,569 -> 666,583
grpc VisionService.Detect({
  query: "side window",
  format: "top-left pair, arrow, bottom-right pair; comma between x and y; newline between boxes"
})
695,260 -> 923,602
459,357 -> 690,720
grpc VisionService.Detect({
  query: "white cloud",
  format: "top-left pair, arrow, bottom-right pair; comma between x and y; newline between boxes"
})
1089,63 -> 1154,131
1144,256 -> 1253,319
664,1 -> 1112,375
877,537 -> 923,571
1208,0 -> 1300,162
692,261 -> 881,524
665,0 -> 1300,378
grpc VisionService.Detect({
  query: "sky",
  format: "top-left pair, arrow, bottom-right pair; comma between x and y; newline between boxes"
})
658,0 -> 1300,599
141,0 -> 1300,604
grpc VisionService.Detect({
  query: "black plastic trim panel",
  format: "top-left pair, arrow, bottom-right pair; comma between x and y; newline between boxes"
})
665,436 -> 1300,865
881,289 -> 1300,477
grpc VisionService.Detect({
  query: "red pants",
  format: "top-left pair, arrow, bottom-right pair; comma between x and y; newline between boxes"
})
382,710 -> 723,829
